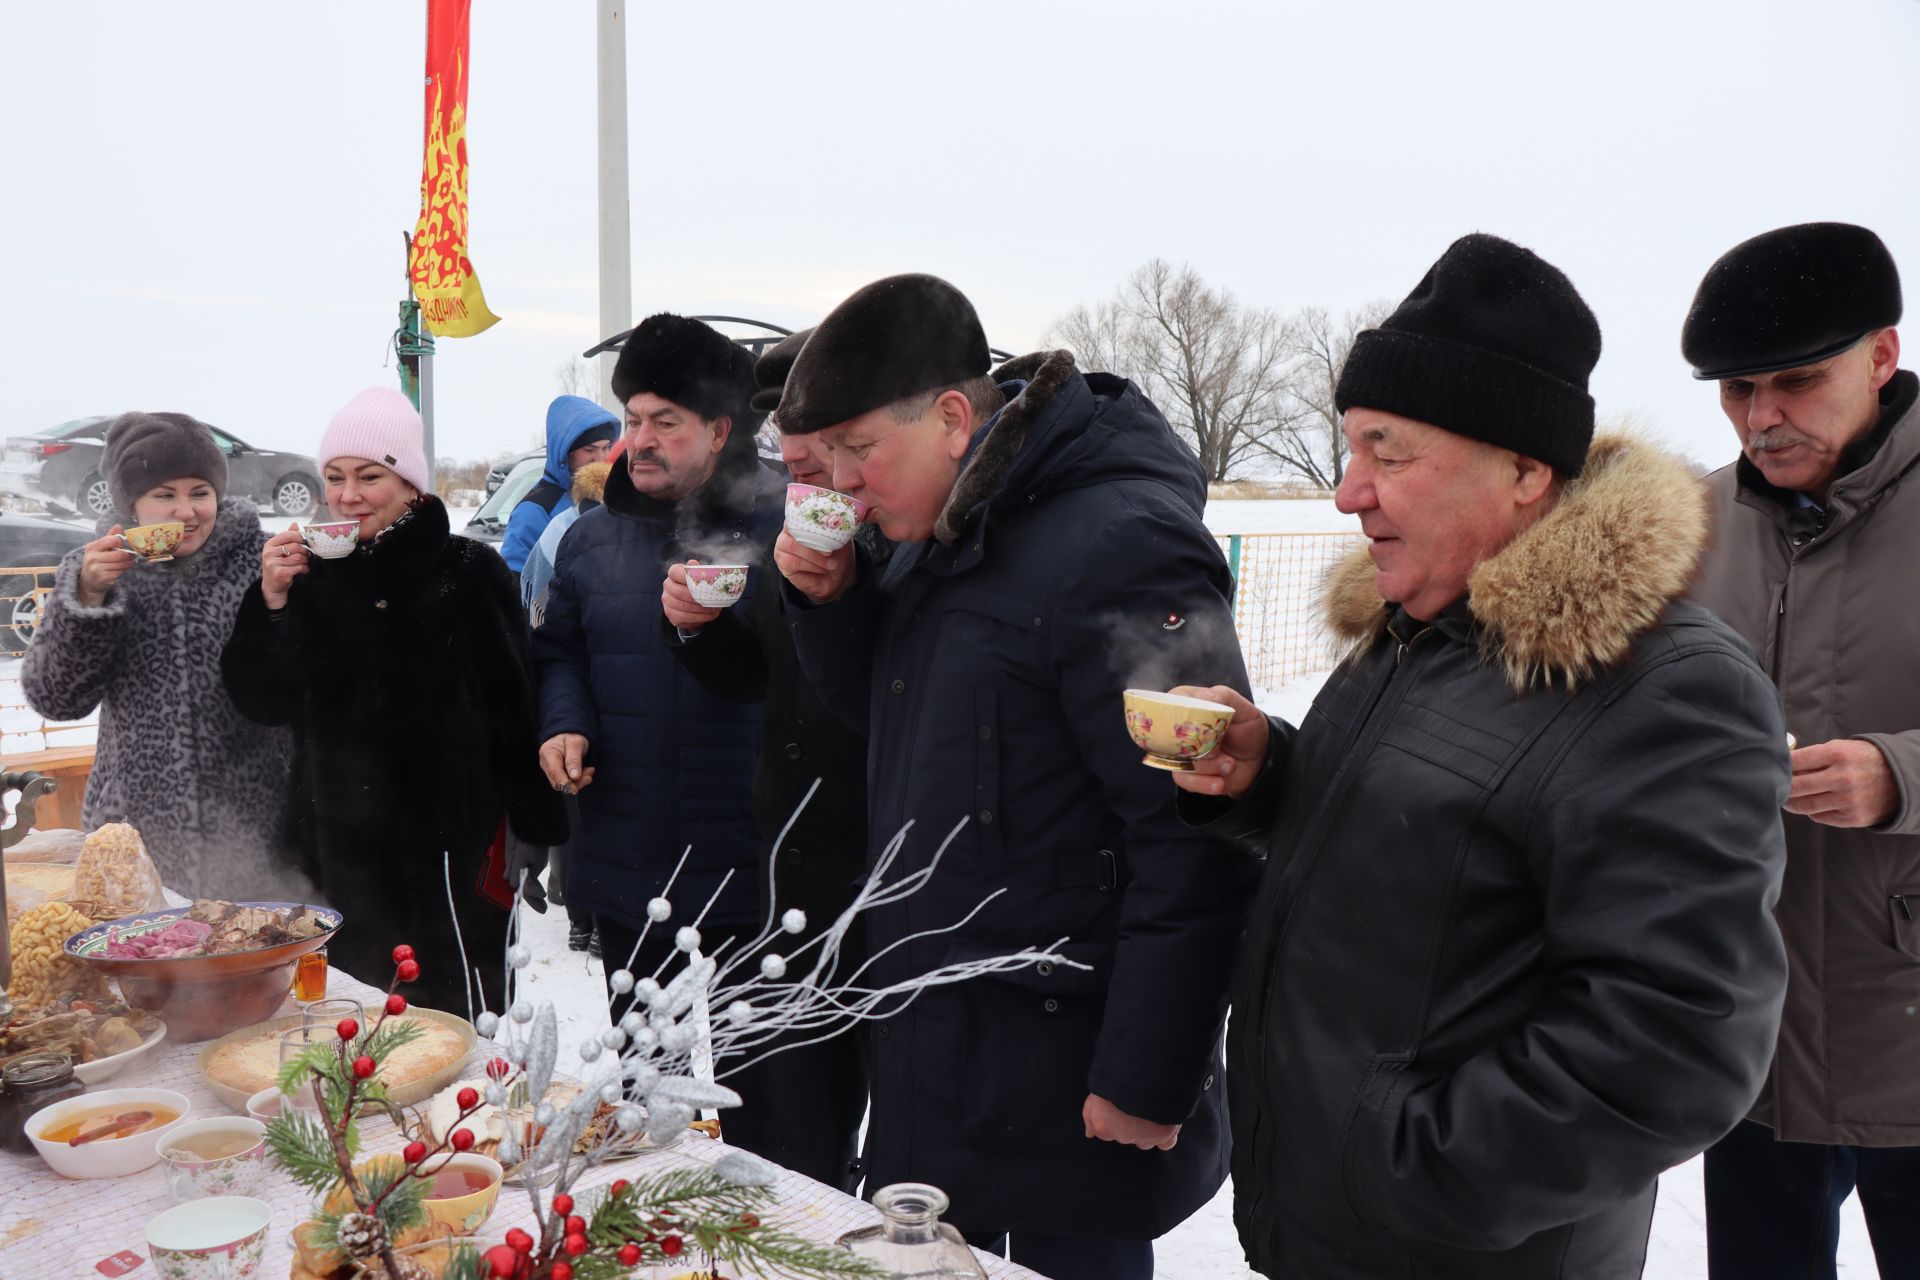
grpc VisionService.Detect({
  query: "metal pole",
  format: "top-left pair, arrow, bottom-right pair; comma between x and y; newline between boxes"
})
595,0 -> 632,413
398,233 -> 438,489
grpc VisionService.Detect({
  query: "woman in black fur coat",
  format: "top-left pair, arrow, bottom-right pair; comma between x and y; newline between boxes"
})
221,389 -> 564,1015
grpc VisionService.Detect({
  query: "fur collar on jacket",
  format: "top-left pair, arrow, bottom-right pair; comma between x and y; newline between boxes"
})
934,350 -> 1078,545
1324,433 -> 1708,691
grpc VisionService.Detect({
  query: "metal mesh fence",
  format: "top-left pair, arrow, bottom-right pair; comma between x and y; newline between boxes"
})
1217,533 -> 1366,691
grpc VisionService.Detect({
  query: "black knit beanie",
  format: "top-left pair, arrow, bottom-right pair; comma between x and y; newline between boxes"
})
1335,233 -> 1602,477
102,411 -> 229,519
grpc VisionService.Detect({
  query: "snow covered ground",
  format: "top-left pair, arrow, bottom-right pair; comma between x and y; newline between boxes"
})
4,496 -> 1881,1277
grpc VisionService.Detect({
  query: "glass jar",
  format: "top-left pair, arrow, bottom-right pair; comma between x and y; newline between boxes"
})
837,1183 -> 989,1279
0,1050 -> 87,1153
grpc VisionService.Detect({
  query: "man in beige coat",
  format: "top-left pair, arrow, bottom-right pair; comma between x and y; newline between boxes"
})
1687,221 -> 1920,1279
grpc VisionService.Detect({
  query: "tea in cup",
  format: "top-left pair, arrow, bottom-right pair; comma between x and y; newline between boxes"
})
300,520 -> 360,560
412,1152 -> 504,1233
121,522 -> 186,562
785,483 -> 868,553
159,1117 -> 268,1202
1122,689 -> 1235,772
144,1195 -> 271,1278
685,564 -> 750,608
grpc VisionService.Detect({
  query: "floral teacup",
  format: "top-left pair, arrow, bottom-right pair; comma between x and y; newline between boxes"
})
1122,689 -> 1235,772
300,520 -> 360,560
686,564 -> 750,608
785,483 -> 868,552
144,1195 -> 271,1279
122,521 -> 186,561
159,1118 -> 268,1203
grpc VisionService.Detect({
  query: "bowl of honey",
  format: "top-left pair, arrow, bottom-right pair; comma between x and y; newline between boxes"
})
412,1152 -> 503,1233
26,1086 -> 192,1178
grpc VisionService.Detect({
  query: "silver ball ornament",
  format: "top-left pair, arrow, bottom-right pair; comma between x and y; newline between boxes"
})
646,897 -> 672,923
781,908 -> 807,934
608,969 -> 635,995
758,954 -> 787,980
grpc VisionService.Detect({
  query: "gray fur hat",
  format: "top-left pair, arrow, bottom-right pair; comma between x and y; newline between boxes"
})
103,412 -> 228,518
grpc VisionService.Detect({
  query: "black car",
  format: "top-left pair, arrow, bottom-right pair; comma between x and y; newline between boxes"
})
0,510 -> 95,653
1,417 -> 324,520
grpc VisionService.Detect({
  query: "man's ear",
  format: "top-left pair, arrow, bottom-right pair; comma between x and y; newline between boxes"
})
708,415 -> 733,454
937,390 -> 974,461
1867,327 -> 1901,395
1513,451 -> 1556,508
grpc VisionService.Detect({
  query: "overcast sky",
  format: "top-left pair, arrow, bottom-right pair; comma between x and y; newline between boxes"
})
4,0 -> 1916,468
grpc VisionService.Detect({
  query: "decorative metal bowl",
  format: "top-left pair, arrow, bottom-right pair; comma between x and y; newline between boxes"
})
64,902 -> 342,1042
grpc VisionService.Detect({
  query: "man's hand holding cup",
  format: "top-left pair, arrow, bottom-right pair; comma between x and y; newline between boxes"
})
773,528 -> 856,605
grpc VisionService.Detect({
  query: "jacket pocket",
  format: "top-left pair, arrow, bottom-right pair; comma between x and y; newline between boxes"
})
1890,887 -> 1920,960
1339,1053 -> 1412,1232
947,939 -> 1111,1156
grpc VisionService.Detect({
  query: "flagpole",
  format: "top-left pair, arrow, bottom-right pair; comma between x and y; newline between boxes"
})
398,231 -> 437,484
595,0 -> 632,413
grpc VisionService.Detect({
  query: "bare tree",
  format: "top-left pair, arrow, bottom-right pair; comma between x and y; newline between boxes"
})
1261,301 -> 1394,489
1046,260 -> 1308,483
555,355 -> 602,402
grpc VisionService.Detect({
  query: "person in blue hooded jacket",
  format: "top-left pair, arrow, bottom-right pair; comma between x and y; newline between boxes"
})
499,395 -> 618,575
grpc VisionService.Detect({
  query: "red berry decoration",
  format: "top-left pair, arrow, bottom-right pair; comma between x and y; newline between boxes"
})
740,1213 -> 759,1228
661,1235 -> 684,1258
402,1140 -> 427,1165
336,1018 -> 359,1041
551,1192 -> 574,1217
485,1244 -> 519,1278
565,1215 -> 586,1236
618,1243 -> 642,1266
550,1266 -> 573,1280
385,993 -> 407,1015
450,1127 -> 475,1151
351,1054 -> 375,1079
392,944 -> 416,964
610,1179 -> 630,1197
563,1232 -> 589,1257
485,1057 -> 513,1081
503,1228 -> 533,1253
396,958 -> 421,982
456,1087 -> 479,1110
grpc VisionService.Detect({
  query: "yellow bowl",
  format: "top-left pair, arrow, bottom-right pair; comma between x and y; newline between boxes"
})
1122,689 -> 1234,772
413,1152 -> 503,1234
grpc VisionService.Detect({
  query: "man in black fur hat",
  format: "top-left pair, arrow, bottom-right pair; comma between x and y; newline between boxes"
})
531,311 -> 784,1040
1687,223 -> 1920,1278
772,274 -> 1258,1279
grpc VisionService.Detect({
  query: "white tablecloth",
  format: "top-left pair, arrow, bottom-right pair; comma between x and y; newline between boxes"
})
0,968 -> 1042,1280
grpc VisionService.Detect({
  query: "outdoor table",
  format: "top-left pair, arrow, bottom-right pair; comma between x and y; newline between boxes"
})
0,965 -> 1042,1279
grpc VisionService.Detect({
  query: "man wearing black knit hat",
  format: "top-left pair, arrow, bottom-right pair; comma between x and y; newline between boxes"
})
774,273 -> 1259,1279
532,312 -> 785,1020
1173,233 -> 1791,1277
1687,223 -> 1920,1279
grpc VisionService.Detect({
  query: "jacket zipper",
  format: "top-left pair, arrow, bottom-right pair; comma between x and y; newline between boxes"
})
1896,895 -> 1914,922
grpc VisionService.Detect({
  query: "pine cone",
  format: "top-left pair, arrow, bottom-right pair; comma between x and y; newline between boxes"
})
337,1211 -> 388,1260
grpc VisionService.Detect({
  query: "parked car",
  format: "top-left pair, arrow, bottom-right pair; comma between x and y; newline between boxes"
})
1,417 -> 324,520
463,455 -> 547,545
0,510 -> 94,653
485,448 -> 543,496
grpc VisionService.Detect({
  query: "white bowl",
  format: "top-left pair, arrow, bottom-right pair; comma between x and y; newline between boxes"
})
26,1086 -> 193,1179
244,1086 -> 282,1124
73,1020 -> 168,1085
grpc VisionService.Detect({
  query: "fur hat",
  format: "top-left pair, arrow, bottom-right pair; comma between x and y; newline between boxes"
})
610,314 -> 758,432
1682,222 -> 1903,380
318,388 -> 431,493
570,460 -> 612,506
1336,233 -> 1601,477
751,327 -> 812,414
103,411 -> 228,519
775,275 -> 991,435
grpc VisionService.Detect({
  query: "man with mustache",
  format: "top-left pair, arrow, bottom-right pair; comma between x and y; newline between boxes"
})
1686,223 -> 1920,1279
1174,233 -> 1790,1277
532,313 -> 783,1017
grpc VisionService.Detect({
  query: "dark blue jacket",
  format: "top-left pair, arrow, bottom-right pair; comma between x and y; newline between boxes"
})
786,351 -> 1259,1238
533,447 -> 784,932
501,396 -> 619,573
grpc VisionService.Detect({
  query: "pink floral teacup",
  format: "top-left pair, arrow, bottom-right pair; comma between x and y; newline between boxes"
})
300,520 -> 360,560
1122,689 -> 1234,772
785,484 -> 868,552
158,1118 -> 268,1203
686,564 -> 750,608
144,1195 -> 271,1279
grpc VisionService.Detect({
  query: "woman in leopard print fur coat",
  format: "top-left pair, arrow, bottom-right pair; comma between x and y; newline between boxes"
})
22,421 -> 295,899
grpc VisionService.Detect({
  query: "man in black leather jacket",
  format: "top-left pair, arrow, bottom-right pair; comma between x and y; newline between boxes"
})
1177,234 -> 1791,1278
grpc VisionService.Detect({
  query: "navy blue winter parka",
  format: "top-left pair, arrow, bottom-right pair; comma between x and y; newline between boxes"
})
786,351 -> 1260,1238
533,444 -> 784,932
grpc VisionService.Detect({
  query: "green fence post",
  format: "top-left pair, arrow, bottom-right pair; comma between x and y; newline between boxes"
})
1228,533 -> 1243,582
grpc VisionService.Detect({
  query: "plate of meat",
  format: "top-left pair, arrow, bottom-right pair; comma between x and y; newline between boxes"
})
64,901 -> 341,1042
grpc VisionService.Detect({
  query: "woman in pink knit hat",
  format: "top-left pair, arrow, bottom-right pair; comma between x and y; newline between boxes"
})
220,387 -> 565,1014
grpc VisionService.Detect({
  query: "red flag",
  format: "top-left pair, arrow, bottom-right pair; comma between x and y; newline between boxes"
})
408,0 -> 499,337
